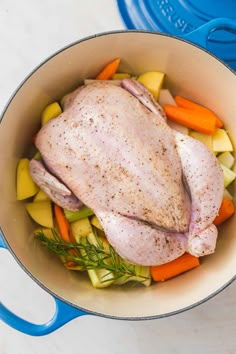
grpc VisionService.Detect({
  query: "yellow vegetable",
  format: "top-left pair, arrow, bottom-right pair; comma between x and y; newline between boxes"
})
137,71 -> 165,100
114,263 -> 151,287
33,151 -> 41,161
220,164 -> 236,188
90,215 -> 103,231
34,227 -> 54,239
112,73 -> 131,80
16,158 -> 39,200
217,152 -> 234,169
86,232 -> 114,288
71,217 -> 93,240
88,268 -> 114,288
212,129 -> 233,152
189,131 -> 213,151
74,232 -> 114,288
41,102 -> 62,126
33,189 -> 50,202
26,200 -> 53,228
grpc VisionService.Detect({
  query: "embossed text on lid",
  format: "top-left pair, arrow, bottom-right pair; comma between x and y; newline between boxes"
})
117,0 -> 236,69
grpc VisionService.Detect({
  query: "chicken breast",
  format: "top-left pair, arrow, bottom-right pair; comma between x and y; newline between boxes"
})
30,80 -> 224,265
35,82 -> 191,232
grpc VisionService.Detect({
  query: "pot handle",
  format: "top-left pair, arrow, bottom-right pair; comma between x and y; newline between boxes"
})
181,18 -> 236,49
0,231 -> 87,336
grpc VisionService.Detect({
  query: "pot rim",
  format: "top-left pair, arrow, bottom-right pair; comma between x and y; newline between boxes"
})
1,29 -> 235,320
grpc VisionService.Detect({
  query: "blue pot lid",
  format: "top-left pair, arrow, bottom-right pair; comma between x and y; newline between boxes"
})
117,0 -> 236,70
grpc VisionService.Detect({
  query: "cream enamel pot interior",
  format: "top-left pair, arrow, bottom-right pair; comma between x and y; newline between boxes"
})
0,29 -> 236,335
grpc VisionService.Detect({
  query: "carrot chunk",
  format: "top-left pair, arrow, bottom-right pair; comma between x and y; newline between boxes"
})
214,197 -> 235,226
96,58 -> 120,80
54,204 -> 75,243
164,104 -> 216,135
175,95 -> 223,128
151,253 -> 200,282
65,261 -> 77,268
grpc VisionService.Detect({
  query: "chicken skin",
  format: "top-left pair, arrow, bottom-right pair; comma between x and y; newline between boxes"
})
30,80 -> 224,265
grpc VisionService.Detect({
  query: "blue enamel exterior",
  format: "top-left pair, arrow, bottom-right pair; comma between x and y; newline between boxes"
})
0,232 -> 87,336
117,0 -> 236,69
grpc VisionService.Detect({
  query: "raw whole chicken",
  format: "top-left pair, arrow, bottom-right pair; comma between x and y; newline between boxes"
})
30,79 -> 224,266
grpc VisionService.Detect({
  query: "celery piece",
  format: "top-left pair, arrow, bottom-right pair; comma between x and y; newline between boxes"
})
218,152 -> 235,169
64,206 -> 94,223
220,164 -> 236,187
88,269 -> 114,288
87,232 -> 151,287
114,263 -> 151,287
85,232 -> 114,288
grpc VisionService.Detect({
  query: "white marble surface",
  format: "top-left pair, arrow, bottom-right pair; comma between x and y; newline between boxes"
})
0,1 -> 236,353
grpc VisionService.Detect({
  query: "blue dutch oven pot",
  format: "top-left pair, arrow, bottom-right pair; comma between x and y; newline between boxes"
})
1,18 -> 236,336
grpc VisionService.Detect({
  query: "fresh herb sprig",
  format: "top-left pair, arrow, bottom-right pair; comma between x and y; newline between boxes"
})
35,227 -> 149,283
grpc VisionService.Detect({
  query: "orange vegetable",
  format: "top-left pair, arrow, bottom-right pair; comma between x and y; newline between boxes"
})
175,95 -> 223,128
54,204 -> 75,243
164,104 -> 216,135
96,58 -> 120,80
214,197 -> 235,226
151,253 -> 200,281
65,261 -> 77,268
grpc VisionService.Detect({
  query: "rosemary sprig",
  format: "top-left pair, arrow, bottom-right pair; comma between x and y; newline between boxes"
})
35,228 -> 149,283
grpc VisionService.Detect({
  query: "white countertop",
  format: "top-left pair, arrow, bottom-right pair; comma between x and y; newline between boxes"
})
0,1 -> 236,353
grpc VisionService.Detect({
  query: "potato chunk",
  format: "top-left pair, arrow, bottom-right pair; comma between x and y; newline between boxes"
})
137,71 -> 165,100
41,102 -> 62,126
26,200 -> 53,228
16,158 -> 39,200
